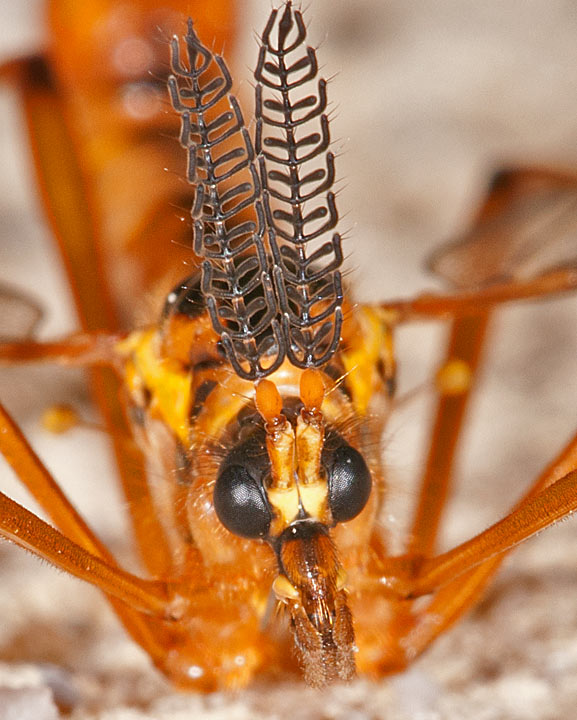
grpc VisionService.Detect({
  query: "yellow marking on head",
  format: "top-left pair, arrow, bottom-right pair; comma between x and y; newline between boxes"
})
200,381 -> 251,441
267,486 -> 300,533
298,480 -> 330,524
342,306 -> 391,414
120,329 -> 191,443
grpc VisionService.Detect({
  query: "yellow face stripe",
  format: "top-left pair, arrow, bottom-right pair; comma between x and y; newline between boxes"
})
119,329 -> 192,443
262,371 -> 333,535
342,306 -> 389,415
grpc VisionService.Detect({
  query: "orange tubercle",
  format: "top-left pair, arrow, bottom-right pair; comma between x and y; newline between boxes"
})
300,368 -> 325,412
255,378 -> 284,424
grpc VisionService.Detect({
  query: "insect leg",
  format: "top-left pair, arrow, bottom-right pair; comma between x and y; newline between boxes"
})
377,264 -> 577,323
375,428 -> 577,602
405,429 -> 577,658
0,401 -> 180,617
379,252 -> 577,559
0,331 -> 121,365
374,262 -> 575,555
408,314 -> 489,557
411,452 -> 577,598
0,335 -> 176,576
0,491 -> 173,614
0,405 -> 218,684
395,561 -> 503,668
359,430 -> 577,670
2,53 -> 176,577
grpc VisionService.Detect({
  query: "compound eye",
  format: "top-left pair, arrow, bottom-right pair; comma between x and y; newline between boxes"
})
161,273 -> 204,320
214,464 -> 272,539
326,445 -> 372,523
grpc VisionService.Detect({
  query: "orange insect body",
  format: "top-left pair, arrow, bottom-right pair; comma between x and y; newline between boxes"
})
117,286 -> 389,686
8,0 -> 236,331
50,0 -> 236,323
3,0 -> 577,697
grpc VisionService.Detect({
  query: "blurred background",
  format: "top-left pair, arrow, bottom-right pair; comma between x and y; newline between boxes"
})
1,1 -> 577,718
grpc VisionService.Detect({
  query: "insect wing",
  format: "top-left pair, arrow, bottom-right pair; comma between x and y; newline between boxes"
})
42,0 -> 238,330
429,168 -> 577,289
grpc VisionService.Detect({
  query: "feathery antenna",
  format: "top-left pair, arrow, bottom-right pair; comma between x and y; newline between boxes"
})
255,2 -> 343,369
169,4 -> 343,378
168,20 -> 284,379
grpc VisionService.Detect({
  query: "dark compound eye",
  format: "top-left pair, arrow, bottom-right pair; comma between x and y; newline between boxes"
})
325,444 -> 372,523
161,272 -> 204,320
214,464 -> 272,539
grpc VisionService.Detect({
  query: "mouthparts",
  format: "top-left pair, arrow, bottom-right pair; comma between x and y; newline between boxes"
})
276,521 -> 356,686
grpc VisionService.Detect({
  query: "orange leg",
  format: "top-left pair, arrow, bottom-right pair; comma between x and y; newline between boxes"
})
6,55 -> 171,576
0,402 -> 177,616
0,491 -> 173,616
408,314 -> 489,557
0,398 -> 201,677
381,259 -> 577,556
2,56 -> 187,675
408,428 -> 577,656
366,430 -> 577,668
400,561 -> 503,664
381,265 -> 577,572
0,332 -> 121,366
374,261 -> 577,664
378,265 -> 577,322
410,467 -> 577,594
401,432 -> 577,661
13,55 -> 117,334
375,431 -> 577,601
0,332 -> 174,577
3,57 -> 176,577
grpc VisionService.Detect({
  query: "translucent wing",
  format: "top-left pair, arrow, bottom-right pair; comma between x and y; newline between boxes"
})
429,168 -> 577,289
0,285 -> 43,340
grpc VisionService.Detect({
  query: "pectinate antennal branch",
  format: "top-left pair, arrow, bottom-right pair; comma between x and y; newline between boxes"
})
255,2 -> 344,370
169,19 -> 287,379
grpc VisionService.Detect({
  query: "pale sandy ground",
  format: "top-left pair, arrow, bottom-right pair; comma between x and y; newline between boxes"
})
2,1 -> 577,719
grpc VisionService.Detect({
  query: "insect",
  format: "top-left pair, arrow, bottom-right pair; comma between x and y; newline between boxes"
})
0,0 -> 237,328
2,0 -> 577,710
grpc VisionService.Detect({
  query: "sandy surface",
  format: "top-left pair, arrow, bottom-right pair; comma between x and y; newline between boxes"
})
2,1 -> 577,718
